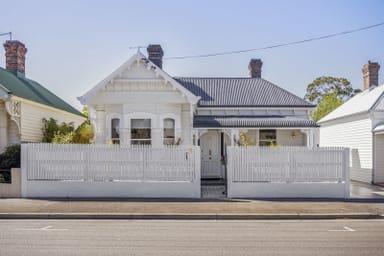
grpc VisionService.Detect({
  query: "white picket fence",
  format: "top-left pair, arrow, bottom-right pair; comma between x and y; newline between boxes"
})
21,144 -> 201,198
226,146 -> 350,198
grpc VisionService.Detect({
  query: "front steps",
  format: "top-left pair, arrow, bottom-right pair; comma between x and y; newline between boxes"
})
201,179 -> 226,199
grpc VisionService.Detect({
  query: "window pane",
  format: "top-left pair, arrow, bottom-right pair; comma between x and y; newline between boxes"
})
111,118 -> 120,139
131,119 -> 151,129
163,118 -> 175,145
164,119 -> 175,129
259,129 -> 276,146
131,128 -> 151,139
131,119 -> 151,145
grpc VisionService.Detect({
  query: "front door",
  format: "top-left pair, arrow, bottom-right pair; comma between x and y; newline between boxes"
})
200,130 -> 222,178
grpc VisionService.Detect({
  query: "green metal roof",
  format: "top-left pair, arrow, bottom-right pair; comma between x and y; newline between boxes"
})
0,67 -> 83,116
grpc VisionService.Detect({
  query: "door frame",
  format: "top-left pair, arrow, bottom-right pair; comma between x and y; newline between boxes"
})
199,129 -> 229,180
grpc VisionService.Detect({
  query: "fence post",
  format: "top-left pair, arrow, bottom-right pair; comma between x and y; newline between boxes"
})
343,148 -> 350,198
288,149 -> 294,183
226,146 -> 232,198
20,144 -> 27,198
194,146 -> 201,198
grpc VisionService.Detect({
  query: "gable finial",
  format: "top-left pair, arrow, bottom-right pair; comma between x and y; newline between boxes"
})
129,45 -> 146,54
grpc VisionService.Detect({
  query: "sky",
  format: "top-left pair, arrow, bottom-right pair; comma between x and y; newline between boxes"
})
0,0 -> 383,110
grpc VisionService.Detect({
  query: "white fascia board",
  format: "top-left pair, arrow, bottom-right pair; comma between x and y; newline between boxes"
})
11,95 -> 85,118
371,88 -> 384,111
317,110 -> 370,125
373,124 -> 384,133
77,52 -> 147,105
77,51 -> 200,105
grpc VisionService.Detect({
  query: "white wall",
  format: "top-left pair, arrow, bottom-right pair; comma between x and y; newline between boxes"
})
21,144 -> 201,198
228,183 -> 348,198
226,146 -> 350,198
374,134 -> 384,183
0,101 -> 8,151
89,63 -> 193,146
20,100 -> 85,142
277,129 -> 305,146
22,180 -> 200,198
320,115 -> 372,183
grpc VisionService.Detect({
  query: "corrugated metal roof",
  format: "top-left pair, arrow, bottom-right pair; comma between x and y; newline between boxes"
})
318,84 -> 384,123
0,67 -> 83,116
174,77 -> 314,108
194,115 -> 319,128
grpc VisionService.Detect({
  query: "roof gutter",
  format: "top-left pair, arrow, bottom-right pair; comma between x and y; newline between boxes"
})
0,83 -> 12,101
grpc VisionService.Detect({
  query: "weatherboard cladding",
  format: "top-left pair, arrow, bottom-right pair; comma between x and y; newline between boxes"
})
193,116 -> 319,128
0,67 -> 82,116
174,77 -> 314,108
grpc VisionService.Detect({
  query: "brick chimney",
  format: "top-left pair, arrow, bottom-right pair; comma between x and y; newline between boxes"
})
3,40 -> 27,75
362,61 -> 380,90
248,59 -> 262,78
147,44 -> 164,69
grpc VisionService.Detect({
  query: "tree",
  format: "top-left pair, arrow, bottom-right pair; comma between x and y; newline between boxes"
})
71,106 -> 94,144
312,93 -> 343,122
305,76 -> 361,104
72,121 -> 94,144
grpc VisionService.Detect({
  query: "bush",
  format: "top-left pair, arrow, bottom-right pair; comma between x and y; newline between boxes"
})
0,144 -> 20,184
0,144 -> 21,169
42,118 -> 93,144
0,171 -> 10,183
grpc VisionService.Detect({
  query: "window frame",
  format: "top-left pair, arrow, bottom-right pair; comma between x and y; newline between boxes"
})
130,118 -> 152,145
259,129 -> 277,146
111,118 -> 120,144
163,118 -> 175,145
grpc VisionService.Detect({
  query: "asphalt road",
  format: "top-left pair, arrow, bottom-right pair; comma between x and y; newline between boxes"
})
0,219 -> 383,256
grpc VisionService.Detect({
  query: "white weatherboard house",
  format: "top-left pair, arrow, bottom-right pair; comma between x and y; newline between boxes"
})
319,61 -> 384,184
78,45 -> 319,180
0,40 -> 85,152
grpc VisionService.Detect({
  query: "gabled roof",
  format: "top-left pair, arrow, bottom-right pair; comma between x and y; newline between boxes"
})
0,67 -> 83,116
174,77 -> 315,108
318,84 -> 384,123
194,115 -> 319,128
78,51 -> 200,105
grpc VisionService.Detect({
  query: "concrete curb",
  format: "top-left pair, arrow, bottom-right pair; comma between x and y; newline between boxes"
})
0,213 -> 382,220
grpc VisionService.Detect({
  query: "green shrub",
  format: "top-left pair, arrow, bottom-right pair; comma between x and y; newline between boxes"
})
0,144 -> 21,169
0,144 -> 20,183
42,117 -> 93,144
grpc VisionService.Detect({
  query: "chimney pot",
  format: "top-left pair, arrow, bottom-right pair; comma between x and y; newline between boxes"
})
362,61 -> 380,90
147,44 -> 164,69
248,59 -> 262,78
3,40 -> 27,75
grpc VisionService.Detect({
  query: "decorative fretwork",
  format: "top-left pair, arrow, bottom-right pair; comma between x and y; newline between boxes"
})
5,99 -> 21,133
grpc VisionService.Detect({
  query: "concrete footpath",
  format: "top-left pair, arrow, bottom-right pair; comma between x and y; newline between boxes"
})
0,198 -> 383,220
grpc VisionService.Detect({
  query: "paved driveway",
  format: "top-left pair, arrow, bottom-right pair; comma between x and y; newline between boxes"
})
350,181 -> 384,199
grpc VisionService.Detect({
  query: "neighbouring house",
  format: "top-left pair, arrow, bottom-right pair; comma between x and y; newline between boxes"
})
78,45 -> 319,180
319,61 -> 384,184
0,40 -> 85,152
